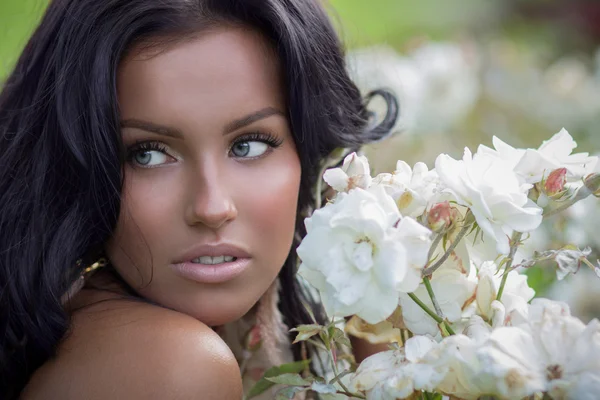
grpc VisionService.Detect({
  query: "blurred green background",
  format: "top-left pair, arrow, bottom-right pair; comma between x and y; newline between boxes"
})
1,0 -> 600,319
4,0 -> 599,79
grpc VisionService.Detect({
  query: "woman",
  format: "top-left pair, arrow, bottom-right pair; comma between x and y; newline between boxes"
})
0,0 -> 397,398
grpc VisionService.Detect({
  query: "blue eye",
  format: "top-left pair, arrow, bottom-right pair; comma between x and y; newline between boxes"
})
134,150 -> 170,166
230,132 -> 283,159
128,142 -> 174,167
231,141 -> 270,158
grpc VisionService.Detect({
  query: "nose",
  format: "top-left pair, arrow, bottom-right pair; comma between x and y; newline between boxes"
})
184,161 -> 238,230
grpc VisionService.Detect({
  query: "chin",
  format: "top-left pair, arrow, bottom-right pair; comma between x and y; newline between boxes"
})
191,306 -> 252,327
137,275 -> 273,327
167,290 -> 262,327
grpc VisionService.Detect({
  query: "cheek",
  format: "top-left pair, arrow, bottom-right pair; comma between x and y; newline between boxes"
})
106,172 -> 182,282
241,154 -> 301,255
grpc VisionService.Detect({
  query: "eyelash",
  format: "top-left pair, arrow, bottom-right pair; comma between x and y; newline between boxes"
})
230,131 -> 284,154
126,131 -> 284,165
126,141 -> 170,164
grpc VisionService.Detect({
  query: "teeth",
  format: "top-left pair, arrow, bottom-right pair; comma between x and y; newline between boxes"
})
192,255 -> 236,265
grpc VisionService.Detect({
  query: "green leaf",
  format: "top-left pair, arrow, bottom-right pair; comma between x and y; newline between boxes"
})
290,324 -> 324,344
330,327 -> 352,347
245,360 -> 311,399
311,381 -> 338,394
320,331 -> 331,351
302,301 -> 318,324
327,325 -> 336,338
266,373 -> 312,386
292,329 -> 322,344
290,324 -> 323,333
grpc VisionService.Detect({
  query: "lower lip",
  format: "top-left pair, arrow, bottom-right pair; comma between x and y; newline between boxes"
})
169,258 -> 251,284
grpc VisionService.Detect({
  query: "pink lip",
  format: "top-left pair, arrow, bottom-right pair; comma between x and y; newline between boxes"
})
174,242 -> 252,264
170,242 -> 252,284
170,258 -> 250,284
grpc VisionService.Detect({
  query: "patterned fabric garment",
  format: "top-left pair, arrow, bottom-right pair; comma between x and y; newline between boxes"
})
214,279 -> 307,400
215,311 -> 300,400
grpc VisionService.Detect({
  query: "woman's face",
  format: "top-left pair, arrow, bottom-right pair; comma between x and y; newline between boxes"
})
107,26 -> 301,326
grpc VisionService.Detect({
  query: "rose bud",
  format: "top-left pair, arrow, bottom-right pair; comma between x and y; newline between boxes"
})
427,201 -> 458,233
544,168 -> 567,197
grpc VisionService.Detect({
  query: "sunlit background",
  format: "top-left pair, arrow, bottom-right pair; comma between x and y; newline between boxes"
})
1,0 -> 599,320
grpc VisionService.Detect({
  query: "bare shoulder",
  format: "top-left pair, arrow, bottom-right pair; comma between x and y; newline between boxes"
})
22,296 -> 243,399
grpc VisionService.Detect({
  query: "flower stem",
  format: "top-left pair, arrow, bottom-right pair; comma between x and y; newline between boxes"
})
496,231 -> 523,302
408,293 -> 443,323
426,233 -> 443,265
408,292 -> 456,336
423,276 -> 444,318
328,345 -> 362,397
423,219 -> 472,276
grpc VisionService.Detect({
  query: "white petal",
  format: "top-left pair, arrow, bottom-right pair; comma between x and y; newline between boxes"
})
395,160 -> 413,177
337,283 -> 370,306
395,267 -> 422,293
538,128 -> 577,159
344,152 -> 371,177
352,241 -> 375,272
356,282 -> 400,324
297,263 -> 328,291
514,148 -> 559,184
405,336 -> 437,362
399,293 -> 440,336
373,239 -> 409,290
323,168 -> 350,192
476,273 -> 496,319
435,154 -> 467,198
489,199 -> 543,233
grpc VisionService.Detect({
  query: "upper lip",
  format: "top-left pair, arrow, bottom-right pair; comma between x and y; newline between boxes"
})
174,242 -> 251,264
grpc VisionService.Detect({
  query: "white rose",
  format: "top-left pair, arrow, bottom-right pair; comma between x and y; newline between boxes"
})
351,336 -> 446,399
371,161 -> 442,218
478,129 -> 599,184
323,152 -> 372,193
430,333 -> 503,399
432,324 -> 546,399
435,147 -> 543,254
495,300 -> 600,400
436,298 -> 600,399
297,186 -> 431,324
474,326 -> 548,398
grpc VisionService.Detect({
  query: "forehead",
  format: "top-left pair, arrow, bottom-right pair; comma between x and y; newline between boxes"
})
117,26 -> 285,127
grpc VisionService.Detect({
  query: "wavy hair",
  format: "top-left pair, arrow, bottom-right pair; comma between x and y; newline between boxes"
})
0,0 -> 397,397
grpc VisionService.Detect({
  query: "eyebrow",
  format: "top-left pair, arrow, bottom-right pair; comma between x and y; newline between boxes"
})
223,107 -> 285,134
120,119 -> 183,138
120,107 -> 285,139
